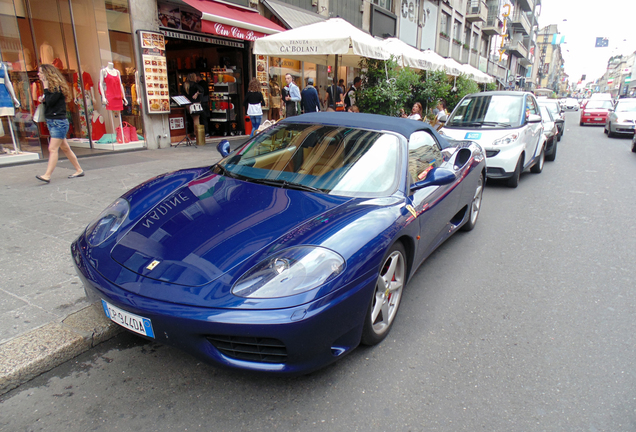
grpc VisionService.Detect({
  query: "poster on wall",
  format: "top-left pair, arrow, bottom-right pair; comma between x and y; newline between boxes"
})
256,55 -> 269,110
138,30 -> 170,114
399,0 -> 419,47
420,0 -> 438,51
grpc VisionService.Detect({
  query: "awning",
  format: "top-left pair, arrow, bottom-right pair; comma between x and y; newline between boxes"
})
261,0 -> 326,29
181,0 -> 285,41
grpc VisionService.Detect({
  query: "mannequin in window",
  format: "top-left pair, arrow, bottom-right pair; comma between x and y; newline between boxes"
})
0,62 -> 22,154
40,41 -> 54,65
99,62 -> 127,142
73,65 -> 95,138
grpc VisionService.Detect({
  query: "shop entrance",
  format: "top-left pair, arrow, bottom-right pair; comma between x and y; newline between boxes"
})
163,33 -> 246,140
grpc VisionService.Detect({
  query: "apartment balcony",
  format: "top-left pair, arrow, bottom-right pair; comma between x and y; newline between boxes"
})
461,48 -> 469,64
466,0 -> 488,23
470,52 -> 479,68
437,36 -> 450,57
483,16 -> 503,36
509,10 -> 531,36
517,0 -> 534,13
452,42 -> 461,62
508,38 -> 528,59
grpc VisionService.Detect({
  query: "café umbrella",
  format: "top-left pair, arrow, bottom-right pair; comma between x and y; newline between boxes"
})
253,18 -> 390,83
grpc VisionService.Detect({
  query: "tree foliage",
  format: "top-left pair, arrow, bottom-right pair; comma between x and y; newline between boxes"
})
356,59 -> 491,118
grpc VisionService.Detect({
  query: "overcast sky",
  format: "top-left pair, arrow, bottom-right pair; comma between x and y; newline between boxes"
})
537,0 -> 636,84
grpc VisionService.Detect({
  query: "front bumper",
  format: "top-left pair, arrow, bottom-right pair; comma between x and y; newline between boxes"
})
71,239 -> 374,375
609,120 -> 636,134
483,143 -> 524,178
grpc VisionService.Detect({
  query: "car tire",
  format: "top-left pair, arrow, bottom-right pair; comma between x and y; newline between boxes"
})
604,125 -> 608,134
361,242 -> 407,346
632,138 -> 636,153
546,140 -> 557,162
531,145 -> 544,174
506,156 -> 523,188
461,172 -> 483,232
580,121 -> 584,126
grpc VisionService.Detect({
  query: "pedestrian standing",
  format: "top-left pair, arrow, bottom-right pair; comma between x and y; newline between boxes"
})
283,73 -> 300,117
244,78 -> 264,137
344,76 -> 361,110
197,73 -> 210,137
36,64 -> 83,183
324,77 -> 343,111
301,78 -> 320,113
183,73 -> 203,138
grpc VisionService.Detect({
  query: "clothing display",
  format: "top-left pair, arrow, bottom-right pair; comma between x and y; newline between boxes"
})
91,111 -> 106,141
103,71 -> 124,111
73,71 -> 95,137
40,42 -> 54,65
0,65 -> 17,116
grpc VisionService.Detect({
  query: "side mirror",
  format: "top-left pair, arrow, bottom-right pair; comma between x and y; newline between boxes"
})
527,114 -> 542,123
410,167 -> 455,191
217,139 -> 230,157
438,114 -> 448,123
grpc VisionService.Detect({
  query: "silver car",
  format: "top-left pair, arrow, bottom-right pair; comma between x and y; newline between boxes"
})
605,99 -> 636,137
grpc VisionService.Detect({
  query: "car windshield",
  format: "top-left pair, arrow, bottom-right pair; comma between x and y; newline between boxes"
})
446,95 -> 523,128
615,101 -> 636,112
216,123 -> 401,198
586,100 -> 613,109
539,106 -> 553,122
539,102 -> 560,116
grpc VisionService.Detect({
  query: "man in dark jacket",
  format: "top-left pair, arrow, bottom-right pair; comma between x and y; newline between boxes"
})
301,78 -> 321,113
197,74 -> 210,136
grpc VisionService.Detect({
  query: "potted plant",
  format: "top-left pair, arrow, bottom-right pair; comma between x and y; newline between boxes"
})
453,38 -> 461,45
439,31 -> 449,39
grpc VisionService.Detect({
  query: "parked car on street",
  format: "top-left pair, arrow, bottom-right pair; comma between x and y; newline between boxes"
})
632,132 -> 636,152
539,105 -> 558,161
580,99 -> 614,126
440,91 -> 545,188
604,98 -> 636,137
538,99 -> 565,141
71,112 -> 486,374
564,98 -> 579,111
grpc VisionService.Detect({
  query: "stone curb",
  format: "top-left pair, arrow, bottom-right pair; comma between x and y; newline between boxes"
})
0,303 -> 122,395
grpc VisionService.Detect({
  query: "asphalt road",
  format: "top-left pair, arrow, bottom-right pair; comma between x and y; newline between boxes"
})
2,111 -> 635,431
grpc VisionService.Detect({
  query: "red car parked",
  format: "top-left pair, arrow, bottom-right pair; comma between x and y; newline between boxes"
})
580,100 -> 614,126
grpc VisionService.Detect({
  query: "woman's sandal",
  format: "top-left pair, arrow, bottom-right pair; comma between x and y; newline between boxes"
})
68,171 -> 85,178
36,175 -> 50,183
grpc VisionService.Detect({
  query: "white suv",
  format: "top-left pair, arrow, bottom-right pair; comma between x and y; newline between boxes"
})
440,91 -> 546,188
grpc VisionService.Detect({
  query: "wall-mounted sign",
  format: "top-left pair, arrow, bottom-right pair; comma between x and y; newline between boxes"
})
138,30 -> 170,114
169,117 -> 184,130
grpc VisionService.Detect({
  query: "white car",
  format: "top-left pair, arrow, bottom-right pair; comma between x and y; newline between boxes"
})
564,98 -> 579,111
440,91 -> 546,188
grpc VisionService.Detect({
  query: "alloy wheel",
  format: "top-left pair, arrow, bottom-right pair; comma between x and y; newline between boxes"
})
370,251 -> 405,335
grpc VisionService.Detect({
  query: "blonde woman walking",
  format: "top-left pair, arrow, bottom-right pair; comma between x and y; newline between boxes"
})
36,64 -> 83,183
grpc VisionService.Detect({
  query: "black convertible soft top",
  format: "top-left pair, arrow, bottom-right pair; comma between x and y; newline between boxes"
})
279,112 -> 436,138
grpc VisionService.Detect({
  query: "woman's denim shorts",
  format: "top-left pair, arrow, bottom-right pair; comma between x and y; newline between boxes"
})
46,119 -> 69,139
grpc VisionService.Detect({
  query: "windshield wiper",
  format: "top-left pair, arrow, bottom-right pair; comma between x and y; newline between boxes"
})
448,121 -> 484,127
250,178 -> 324,193
481,121 -> 511,127
215,164 -> 238,179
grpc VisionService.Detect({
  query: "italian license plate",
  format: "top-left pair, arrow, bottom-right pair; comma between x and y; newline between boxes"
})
102,300 -> 154,338
594,117 -> 603,121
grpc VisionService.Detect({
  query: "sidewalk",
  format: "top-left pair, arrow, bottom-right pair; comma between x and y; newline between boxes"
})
0,138 -> 247,394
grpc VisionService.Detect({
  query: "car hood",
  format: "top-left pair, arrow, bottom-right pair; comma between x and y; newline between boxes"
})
439,127 -> 521,149
614,111 -> 636,121
110,173 -> 351,287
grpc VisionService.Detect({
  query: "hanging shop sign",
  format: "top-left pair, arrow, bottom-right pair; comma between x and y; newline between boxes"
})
160,29 -> 244,48
138,30 -> 170,114
202,22 -> 266,41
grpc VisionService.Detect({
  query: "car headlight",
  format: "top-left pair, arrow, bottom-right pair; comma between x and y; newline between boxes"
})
492,133 -> 519,146
85,198 -> 130,247
232,246 -> 345,298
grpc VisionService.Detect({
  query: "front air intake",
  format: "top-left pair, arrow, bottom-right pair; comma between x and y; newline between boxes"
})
206,335 -> 287,363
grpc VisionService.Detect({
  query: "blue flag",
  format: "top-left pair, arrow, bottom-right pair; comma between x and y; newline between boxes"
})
595,37 -> 609,47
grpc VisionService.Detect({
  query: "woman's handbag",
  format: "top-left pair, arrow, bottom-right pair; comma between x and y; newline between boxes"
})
189,102 -> 203,114
115,121 -> 138,143
33,104 -> 46,123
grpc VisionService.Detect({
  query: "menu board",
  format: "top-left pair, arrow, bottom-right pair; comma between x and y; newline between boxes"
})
256,55 -> 269,110
139,30 -> 170,114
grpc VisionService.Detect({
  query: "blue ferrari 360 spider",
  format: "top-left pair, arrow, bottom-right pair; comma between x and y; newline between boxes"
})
72,112 -> 485,374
